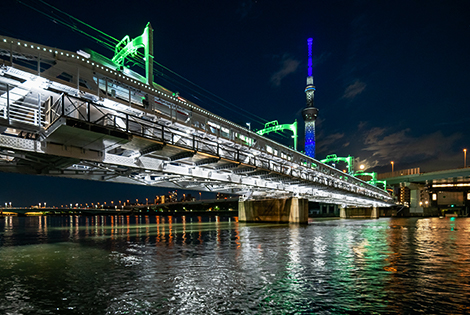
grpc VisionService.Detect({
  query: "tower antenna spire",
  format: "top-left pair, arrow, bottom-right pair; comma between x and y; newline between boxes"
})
302,37 -> 319,158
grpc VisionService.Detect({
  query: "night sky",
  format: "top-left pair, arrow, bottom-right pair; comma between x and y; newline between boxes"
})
1,0 -> 470,206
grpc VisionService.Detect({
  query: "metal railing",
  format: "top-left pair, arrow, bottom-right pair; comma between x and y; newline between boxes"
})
40,92 -> 391,202
0,83 -> 44,127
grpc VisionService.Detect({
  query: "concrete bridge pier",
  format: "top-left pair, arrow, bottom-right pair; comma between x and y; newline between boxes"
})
339,205 -> 379,219
403,182 -> 425,215
371,206 -> 379,219
238,197 -> 308,224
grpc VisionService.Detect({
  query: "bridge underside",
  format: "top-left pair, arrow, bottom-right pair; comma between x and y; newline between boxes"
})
0,125 -> 382,206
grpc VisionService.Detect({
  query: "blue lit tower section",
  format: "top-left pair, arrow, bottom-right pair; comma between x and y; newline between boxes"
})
302,38 -> 318,158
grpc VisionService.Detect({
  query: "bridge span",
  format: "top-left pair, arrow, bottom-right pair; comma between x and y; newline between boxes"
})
0,33 -> 393,220
380,167 -> 470,216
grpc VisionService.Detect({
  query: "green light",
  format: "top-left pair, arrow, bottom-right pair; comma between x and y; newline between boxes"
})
320,154 -> 355,174
352,171 -> 387,190
112,23 -> 154,85
256,120 -> 298,151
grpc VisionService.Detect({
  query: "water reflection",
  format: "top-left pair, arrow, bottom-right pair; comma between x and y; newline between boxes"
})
2,216 -> 470,313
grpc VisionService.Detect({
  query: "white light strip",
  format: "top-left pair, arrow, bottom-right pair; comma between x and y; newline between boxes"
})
432,183 -> 470,187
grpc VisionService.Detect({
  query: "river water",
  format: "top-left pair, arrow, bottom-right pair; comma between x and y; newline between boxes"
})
1,215 -> 470,314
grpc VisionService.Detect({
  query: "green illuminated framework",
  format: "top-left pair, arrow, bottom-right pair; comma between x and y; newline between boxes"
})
353,171 -> 387,190
321,154 -> 388,190
320,154 -> 354,174
112,22 -> 154,85
256,120 -> 298,151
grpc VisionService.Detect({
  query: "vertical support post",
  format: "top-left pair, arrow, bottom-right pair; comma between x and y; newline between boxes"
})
105,78 -> 108,96
87,102 -> 90,122
38,54 -> 41,76
48,96 -> 53,124
9,41 -> 13,65
77,67 -> 80,92
126,114 -> 129,132
293,120 -> 298,151
37,93 -> 41,127
61,93 -> 65,116
97,77 -> 100,99
145,22 -> 154,86
6,84 -> 10,122
340,206 -> 347,218
129,88 -> 131,105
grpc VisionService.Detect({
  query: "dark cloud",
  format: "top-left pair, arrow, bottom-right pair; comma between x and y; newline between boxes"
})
355,157 -> 379,171
316,132 -> 345,155
361,127 -> 462,171
357,121 -> 368,130
342,80 -> 366,99
270,55 -> 301,87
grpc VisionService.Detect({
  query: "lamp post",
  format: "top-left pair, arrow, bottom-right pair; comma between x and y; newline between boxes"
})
464,149 -> 467,168
391,161 -> 394,173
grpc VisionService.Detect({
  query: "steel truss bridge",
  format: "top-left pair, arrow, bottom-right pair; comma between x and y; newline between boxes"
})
0,35 -> 393,207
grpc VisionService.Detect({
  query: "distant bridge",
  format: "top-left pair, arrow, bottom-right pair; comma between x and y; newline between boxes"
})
379,167 -> 470,216
0,32 -> 392,210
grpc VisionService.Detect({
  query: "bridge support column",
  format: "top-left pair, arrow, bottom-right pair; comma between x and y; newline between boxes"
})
404,183 -> 424,215
338,206 -> 379,219
238,197 -> 308,224
371,206 -> 379,219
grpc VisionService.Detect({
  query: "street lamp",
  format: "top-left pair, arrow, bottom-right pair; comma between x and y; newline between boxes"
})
391,161 -> 394,172
464,149 -> 467,168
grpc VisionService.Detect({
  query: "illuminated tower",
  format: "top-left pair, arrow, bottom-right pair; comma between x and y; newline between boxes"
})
302,38 -> 318,158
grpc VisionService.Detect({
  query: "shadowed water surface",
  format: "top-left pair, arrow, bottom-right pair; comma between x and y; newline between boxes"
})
1,215 -> 470,314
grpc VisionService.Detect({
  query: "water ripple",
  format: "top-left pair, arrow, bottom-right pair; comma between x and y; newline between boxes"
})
2,216 -> 470,313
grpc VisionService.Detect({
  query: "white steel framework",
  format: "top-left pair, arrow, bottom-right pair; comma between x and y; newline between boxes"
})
0,35 -> 393,207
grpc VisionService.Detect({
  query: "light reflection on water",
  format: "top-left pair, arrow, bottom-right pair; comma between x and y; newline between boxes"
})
1,216 -> 470,314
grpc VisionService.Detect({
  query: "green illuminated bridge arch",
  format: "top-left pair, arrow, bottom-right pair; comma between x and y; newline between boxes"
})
320,154 -> 387,190
256,120 -> 298,151
320,154 -> 354,174
353,171 -> 387,190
